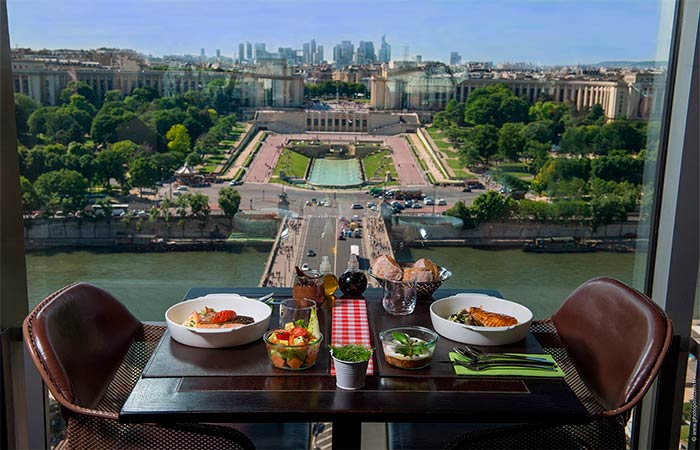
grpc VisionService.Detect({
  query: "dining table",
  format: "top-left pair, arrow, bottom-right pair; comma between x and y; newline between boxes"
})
120,287 -> 589,450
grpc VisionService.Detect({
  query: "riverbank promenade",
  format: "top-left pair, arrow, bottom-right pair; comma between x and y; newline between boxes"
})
259,216 -> 306,287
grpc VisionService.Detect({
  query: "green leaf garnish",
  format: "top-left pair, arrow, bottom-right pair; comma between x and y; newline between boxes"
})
392,331 -> 410,345
294,319 -> 307,327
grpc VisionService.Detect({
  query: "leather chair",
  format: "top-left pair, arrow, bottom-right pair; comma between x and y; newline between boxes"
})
389,277 -> 672,450
23,282 -> 258,449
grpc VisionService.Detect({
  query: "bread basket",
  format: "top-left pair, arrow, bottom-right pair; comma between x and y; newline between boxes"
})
368,264 -> 452,301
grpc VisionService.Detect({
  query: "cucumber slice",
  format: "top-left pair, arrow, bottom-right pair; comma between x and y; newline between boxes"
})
307,307 -> 320,340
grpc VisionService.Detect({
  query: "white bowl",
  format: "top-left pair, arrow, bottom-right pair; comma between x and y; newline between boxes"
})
429,294 -> 533,346
165,294 -> 272,348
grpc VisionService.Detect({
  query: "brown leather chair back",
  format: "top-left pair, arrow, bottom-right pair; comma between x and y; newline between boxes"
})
552,277 -> 671,416
23,282 -> 141,409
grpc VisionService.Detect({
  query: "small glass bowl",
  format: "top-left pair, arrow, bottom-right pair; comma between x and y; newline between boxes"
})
263,330 -> 323,370
379,326 -> 438,369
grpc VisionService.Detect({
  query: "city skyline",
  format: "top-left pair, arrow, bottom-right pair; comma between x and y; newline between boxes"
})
8,0 -> 667,66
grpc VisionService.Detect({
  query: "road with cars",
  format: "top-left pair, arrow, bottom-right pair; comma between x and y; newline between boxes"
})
153,181 -> 483,219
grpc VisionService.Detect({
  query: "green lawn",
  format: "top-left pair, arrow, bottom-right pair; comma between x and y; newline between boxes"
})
273,149 -> 310,178
362,150 -> 397,180
220,139 -> 237,146
497,163 -> 531,173
503,171 -> 534,181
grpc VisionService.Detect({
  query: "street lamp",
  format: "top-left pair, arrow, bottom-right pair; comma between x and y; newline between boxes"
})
250,198 -> 253,211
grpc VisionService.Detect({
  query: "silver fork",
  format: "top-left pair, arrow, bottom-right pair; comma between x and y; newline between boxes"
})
452,358 -> 557,371
454,347 -> 554,365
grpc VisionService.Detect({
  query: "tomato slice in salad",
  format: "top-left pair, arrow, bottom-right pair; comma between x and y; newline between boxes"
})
290,327 -> 307,338
276,331 -> 291,340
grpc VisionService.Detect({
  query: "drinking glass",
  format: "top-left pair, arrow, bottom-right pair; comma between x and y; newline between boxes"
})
382,279 -> 417,315
278,298 -> 317,327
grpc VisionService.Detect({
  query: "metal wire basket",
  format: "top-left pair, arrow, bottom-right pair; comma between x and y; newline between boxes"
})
368,265 -> 452,301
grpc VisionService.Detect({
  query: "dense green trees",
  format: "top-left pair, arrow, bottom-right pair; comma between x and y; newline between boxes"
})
15,80 -> 243,217
305,81 -> 367,98
435,82 -> 647,230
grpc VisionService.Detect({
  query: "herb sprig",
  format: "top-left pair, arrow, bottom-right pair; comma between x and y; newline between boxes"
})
392,331 -> 429,357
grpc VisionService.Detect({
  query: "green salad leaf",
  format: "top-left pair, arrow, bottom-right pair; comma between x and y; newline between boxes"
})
392,331 -> 429,357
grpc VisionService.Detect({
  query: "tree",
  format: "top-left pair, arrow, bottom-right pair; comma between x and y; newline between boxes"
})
95,148 -> 128,187
166,124 -> 191,153
463,124 -> 499,166
194,133 -> 219,154
218,187 -> 241,227
471,191 -> 514,222
20,176 -> 41,213
533,157 -> 591,194
498,122 -> 526,161
444,99 -> 465,126
129,157 -> 160,195
186,193 -> 210,218
464,84 -> 529,127
34,169 -> 89,214
185,193 -> 210,236
444,200 -> 478,229
520,120 -> 555,145
591,150 -> 644,184
558,125 -> 598,155
590,195 -> 631,231
59,81 -> 98,107
68,94 -> 97,117
186,152 -> 203,166
91,102 -> 138,143
583,104 -> 606,125
14,93 -> 37,145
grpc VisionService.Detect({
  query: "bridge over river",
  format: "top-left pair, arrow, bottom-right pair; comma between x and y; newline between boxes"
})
260,211 -> 392,287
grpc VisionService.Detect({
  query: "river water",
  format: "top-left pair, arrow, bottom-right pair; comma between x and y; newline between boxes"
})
26,247 -> 638,320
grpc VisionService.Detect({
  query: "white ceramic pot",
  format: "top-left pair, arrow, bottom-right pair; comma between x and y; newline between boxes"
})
430,293 -> 533,346
331,353 -> 370,390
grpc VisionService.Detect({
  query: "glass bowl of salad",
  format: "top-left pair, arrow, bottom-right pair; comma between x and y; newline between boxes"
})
263,326 -> 323,370
379,326 -> 438,369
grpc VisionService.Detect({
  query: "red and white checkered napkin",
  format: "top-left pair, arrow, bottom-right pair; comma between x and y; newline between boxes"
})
330,298 -> 374,375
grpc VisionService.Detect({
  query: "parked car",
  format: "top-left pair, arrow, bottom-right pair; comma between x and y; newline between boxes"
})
229,180 -> 243,186
462,187 -> 472,192
301,263 -> 310,271
412,203 -> 422,209
307,250 -> 317,257
351,203 -> 364,209
437,199 -> 447,206
424,199 -> 434,205
176,185 -> 189,191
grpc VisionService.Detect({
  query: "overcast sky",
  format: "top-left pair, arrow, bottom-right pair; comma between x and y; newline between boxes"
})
7,0 -> 671,65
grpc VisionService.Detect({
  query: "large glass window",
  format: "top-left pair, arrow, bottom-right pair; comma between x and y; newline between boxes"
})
6,0 -> 684,446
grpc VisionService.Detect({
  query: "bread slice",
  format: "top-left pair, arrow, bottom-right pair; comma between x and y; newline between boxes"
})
371,254 -> 403,281
413,258 -> 440,280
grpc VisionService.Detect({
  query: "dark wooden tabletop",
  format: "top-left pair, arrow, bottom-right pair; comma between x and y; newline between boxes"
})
120,287 -> 589,448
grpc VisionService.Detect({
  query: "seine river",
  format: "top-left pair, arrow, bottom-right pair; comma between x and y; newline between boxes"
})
26,247 -> 639,320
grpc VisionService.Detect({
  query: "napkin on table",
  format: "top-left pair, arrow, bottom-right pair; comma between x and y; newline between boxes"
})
330,298 -> 374,375
449,352 -> 565,378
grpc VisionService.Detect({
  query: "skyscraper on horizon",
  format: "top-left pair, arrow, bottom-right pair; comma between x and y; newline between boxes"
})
356,41 -> 376,64
450,51 -> 462,65
333,40 -> 354,68
378,34 -> 391,63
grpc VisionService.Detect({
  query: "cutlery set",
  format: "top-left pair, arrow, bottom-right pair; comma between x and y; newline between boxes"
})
445,345 -> 558,371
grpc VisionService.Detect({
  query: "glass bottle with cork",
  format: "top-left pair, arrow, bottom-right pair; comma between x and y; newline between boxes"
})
338,254 -> 367,297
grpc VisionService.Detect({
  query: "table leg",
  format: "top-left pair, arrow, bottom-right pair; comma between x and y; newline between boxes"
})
332,420 -> 362,450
